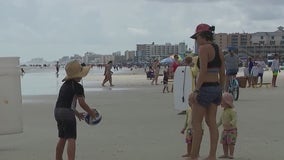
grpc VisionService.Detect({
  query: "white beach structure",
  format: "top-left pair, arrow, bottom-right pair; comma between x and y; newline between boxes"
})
0,57 -> 23,135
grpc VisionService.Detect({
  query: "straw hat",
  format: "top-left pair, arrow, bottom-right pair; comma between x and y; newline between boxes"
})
62,60 -> 91,82
222,92 -> 235,108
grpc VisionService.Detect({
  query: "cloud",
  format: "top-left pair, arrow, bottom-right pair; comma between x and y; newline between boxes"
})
148,0 -> 284,4
238,4 -> 284,21
147,0 -> 222,3
1,0 -> 284,62
127,27 -> 150,36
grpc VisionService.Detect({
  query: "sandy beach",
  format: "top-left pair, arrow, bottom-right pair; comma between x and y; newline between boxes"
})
0,67 -> 284,160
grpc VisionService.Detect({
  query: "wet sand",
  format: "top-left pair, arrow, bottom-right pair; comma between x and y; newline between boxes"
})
0,68 -> 283,160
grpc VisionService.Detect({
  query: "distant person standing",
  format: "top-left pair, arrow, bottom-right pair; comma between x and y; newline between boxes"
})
56,61 -> 60,74
102,61 -> 114,87
247,57 -> 254,87
255,57 -> 266,87
243,63 -> 250,87
271,54 -> 280,87
251,62 -> 259,88
21,68 -> 25,74
172,54 -> 180,74
224,48 -> 239,91
162,67 -> 169,93
151,59 -> 160,85
171,54 -> 180,92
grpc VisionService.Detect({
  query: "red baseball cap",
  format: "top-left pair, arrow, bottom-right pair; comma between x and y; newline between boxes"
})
190,23 -> 211,39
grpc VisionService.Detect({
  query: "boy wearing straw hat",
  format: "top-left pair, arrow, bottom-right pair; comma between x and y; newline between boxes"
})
217,92 -> 238,159
54,60 -> 98,160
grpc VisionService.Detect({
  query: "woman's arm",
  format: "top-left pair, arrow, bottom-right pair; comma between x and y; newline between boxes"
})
218,49 -> 226,90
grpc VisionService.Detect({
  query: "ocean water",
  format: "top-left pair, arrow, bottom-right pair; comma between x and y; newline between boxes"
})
21,69 -> 64,96
21,67 -> 138,96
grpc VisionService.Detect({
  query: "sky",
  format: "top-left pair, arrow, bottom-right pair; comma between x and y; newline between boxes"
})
1,0 -> 284,63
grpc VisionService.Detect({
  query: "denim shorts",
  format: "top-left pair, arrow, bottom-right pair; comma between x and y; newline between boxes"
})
226,68 -> 238,76
196,82 -> 222,108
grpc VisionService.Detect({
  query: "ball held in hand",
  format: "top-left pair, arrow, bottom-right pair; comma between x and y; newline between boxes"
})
84,109 -> 102,125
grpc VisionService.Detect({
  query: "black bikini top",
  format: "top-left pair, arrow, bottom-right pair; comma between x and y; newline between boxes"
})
197,43 -> 221,70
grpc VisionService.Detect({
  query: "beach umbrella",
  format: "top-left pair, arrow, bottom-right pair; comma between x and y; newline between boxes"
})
160,54 -> 184,64
170,54 -> 183,61
160,57 -> 175,64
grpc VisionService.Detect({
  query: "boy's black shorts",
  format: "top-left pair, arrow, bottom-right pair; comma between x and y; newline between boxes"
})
56,118 -> 77,139
54,108 -> 77,139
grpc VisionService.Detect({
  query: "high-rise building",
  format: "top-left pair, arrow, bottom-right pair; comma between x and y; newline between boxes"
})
136,42 -> 188,63
125,50 -> 135,61
214,33 -> 229,51
214,26 -> 284,59
112,51 -> 121,56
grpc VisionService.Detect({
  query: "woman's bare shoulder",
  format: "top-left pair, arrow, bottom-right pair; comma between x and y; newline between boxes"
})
199,44 -> 214,55
199,43 -> 214,50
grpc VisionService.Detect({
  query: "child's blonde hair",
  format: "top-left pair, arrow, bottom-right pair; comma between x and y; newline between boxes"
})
184,56 -> 193,65
222,92 -> 234,108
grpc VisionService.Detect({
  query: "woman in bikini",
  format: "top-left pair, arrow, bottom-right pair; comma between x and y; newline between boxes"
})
189,24 -> 225,160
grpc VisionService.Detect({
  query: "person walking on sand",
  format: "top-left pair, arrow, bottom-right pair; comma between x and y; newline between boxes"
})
54,60 -> 98,160
189,23 -> 225,160
271,54 -> 280,87
162,66 -> 170,93
151,59 -> 160,85
102,61 -> 114,87
217,92 -> 238,159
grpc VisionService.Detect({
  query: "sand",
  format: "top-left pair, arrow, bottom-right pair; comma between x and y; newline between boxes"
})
0,68 -> 283,160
